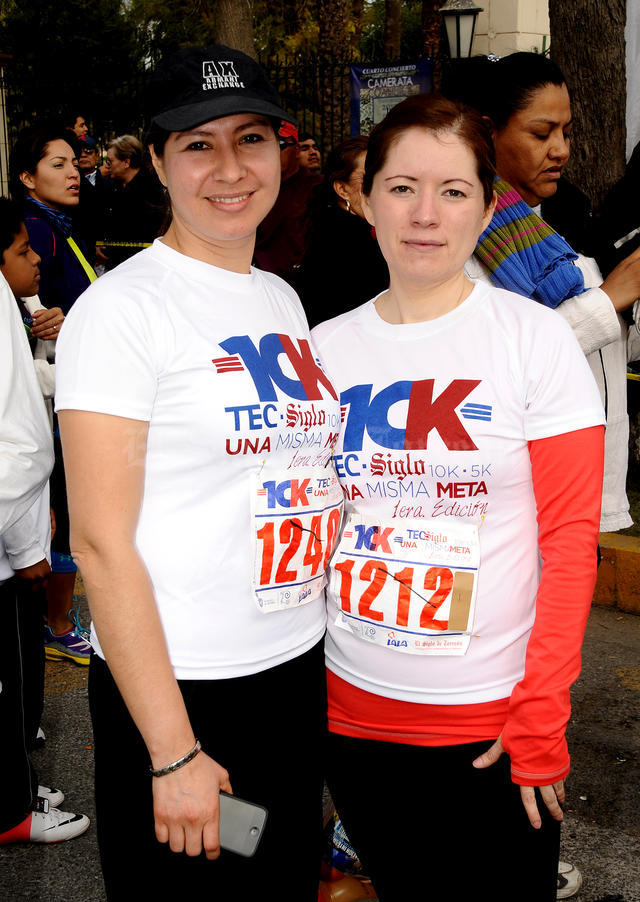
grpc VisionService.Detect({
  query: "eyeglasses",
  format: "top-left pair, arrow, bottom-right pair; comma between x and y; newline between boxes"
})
278,138 -> 298,150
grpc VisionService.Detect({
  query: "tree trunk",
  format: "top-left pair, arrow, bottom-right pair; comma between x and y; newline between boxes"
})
318,0 -> 350,145
384,0 -> 402,62
421,0 -> 442,88
202,0 -> 256,58
350,0 -> 366,55
549,0 -> 626,212
318,0 -> 349,59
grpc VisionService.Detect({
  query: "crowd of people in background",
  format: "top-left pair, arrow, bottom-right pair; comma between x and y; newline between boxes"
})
1,44 -> 640,902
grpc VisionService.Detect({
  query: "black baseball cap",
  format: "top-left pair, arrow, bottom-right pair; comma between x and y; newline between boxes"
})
148,44 -> 297,131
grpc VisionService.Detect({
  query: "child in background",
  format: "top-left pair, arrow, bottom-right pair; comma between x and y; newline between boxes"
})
0,198 -> 89,844
0,196 -> 91,665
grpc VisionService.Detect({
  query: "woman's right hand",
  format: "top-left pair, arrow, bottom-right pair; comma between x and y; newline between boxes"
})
153,750 -> 233,860
60,410 -> 233,859
601,245 -> 640,312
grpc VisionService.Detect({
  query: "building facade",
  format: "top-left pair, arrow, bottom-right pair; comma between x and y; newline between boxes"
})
473,0 -> 550,57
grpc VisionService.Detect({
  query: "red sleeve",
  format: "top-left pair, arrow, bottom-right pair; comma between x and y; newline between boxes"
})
501,425 -> 605,786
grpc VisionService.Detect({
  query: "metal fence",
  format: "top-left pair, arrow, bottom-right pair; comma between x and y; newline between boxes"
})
261,55 -> 356,160
0,65 -> 11,197
0,52 -> 361,159
0,52 -> 408,191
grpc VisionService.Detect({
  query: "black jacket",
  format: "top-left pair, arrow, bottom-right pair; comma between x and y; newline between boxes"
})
297,204 -> 389,328
101,168 -> 166,270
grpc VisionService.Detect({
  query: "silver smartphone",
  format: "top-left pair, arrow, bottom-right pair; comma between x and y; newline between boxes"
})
219,791 -> 268,857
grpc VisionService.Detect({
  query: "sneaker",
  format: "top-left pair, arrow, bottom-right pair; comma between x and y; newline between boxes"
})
44,612 -> 91,666
0,799 -> 89,844
558,860 -> 582,899
68,603 -> 91,642
37,785 -> 64,808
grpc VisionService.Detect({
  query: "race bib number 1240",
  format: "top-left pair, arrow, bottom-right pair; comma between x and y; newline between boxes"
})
252,466 -> 343,613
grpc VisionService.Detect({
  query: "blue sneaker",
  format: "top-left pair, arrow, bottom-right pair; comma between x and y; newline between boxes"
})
44,607 -> 91,665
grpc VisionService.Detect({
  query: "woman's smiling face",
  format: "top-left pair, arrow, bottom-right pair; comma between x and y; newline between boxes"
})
151,113 -> 280,256
362,127 -> 495,291
492,82 -> 572,207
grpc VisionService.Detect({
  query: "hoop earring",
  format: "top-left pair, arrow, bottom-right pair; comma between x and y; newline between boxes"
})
346,199 -> 351,214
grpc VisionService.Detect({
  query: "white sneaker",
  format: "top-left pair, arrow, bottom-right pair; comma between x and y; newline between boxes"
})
37,785 -> 65,808
557,860 -> 582,899
0,799 -> 89,844
29,804 -> 90,843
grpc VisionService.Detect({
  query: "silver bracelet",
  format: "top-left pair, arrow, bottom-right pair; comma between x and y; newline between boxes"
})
149,740 -> 201,777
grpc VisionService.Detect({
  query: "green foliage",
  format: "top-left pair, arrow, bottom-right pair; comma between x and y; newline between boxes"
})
359,0 -> 428,63
124,0 -> 216,67
0,0 -> 140,133
253,0 -> 427,64
253,0 -> 319,60
0,0 -> 433,141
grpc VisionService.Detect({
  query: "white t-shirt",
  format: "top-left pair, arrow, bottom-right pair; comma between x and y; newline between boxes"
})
312,280 -> 604,705
55,240 -> 341,679
0,275 -> 52,583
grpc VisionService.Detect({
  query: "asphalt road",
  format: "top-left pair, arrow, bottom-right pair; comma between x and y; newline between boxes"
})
0,600 -> 638,902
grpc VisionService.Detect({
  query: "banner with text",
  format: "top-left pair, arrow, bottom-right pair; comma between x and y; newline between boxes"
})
350,58 -> 432,136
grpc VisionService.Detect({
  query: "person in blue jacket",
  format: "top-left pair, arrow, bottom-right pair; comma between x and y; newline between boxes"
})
11,124 -> 96,315
10,124 -> 96,666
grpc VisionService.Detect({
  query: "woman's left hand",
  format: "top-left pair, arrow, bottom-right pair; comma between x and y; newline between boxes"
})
472,736 -> 565,829
32,307 -> 64,339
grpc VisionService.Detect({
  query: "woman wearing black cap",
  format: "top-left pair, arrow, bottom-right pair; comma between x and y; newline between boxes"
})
55,45 -> 341,899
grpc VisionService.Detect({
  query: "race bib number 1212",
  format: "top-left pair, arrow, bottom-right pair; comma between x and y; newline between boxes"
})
329,514 -> 480,655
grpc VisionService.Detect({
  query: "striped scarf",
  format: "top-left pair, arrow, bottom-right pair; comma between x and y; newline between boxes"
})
473,178 -> 585,307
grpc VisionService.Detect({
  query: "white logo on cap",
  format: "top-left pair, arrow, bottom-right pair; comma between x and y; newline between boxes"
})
202,61 -> 245,91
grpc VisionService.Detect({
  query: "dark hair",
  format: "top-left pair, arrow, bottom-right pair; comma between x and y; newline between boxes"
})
145,116 -> 281,160
62,110 -> 85,129
363,93 -> 496,206
145,122 -> 172,158
309,137 -> 367,212
327,137 -> 367,187
298,132 -> 316,143
9,123 -> 78,200
0,196 -> 25,264
442,52 -> 567,130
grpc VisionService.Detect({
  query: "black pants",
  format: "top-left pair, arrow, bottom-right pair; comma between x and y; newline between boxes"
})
89,640 -> 327,901
326,733 -> 561,902
0,578 -> 44,832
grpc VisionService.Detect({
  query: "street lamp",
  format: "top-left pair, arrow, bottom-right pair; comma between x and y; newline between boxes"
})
439,0 -> 484,59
